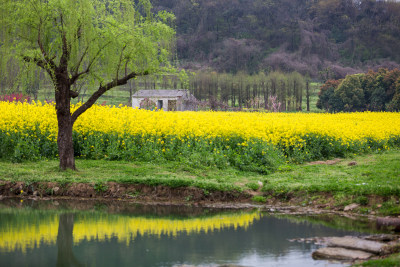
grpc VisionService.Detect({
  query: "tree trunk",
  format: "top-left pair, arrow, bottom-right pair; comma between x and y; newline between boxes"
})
298,80 -> 303,111
57,114 -> 75,170
280,80 -> 286,112
55,81 -> 76,170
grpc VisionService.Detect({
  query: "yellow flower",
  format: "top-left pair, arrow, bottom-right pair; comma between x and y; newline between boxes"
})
1,101 -> 399,157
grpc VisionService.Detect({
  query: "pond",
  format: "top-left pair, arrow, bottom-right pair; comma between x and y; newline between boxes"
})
0,198 -> 384,267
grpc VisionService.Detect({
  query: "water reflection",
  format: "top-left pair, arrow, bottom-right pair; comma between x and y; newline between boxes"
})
0,199 -> 378,267
0,209 -> 261,252
57,214 -> 82,267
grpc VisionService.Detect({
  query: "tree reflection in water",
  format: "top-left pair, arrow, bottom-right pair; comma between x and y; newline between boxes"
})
57,214 -> 82,267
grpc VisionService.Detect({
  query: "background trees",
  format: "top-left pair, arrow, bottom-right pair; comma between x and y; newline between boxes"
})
317,69 -> 400,112
131,70 -> 307,111
316,79 -> 342,112
0,0 -> 175,170
150,0 -> 400,77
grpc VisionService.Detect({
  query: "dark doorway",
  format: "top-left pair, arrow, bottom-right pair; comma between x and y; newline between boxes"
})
157,100 -> 163,110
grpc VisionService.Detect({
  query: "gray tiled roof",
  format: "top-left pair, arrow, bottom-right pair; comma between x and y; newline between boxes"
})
132,90 -> 189,98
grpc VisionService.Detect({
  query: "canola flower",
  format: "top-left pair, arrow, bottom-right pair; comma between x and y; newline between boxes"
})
1,101 -> 399,144
0,101 -> 399,168
0,211 -> 261,253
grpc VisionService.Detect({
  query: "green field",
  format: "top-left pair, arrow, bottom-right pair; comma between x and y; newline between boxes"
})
1,149 -> 399,215
35,84 -> 133,107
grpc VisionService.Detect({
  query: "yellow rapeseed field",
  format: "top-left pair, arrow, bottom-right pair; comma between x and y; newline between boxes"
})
1,101 -> 399,147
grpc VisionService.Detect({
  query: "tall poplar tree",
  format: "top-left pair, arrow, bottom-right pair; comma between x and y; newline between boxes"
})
0,0 -> 175,170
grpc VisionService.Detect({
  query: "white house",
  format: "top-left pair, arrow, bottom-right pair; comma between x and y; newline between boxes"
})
132,90 -> 197,111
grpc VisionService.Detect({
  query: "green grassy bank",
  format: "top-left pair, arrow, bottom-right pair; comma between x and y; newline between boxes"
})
355,253 -> 400,267
1,149 -> 399,215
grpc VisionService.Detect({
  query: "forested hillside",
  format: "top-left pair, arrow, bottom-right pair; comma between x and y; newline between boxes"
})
152,0 -> 400,78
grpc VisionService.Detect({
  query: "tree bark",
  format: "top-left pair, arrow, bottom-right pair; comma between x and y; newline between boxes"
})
57,112 -> 75,170
55,77 -> 76,170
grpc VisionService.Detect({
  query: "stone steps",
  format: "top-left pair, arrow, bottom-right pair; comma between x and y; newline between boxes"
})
312,235 -> 400,262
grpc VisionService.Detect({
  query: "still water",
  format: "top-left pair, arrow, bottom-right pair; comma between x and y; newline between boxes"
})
0,199 -> 379,267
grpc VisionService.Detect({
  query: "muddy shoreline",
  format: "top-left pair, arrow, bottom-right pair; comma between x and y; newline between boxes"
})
0,180 -> 247,203
1,180 -> 399,220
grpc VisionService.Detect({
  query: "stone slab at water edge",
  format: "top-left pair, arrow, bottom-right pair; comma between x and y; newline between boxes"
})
312,235 -> 400,262
328,237 -> 387,254
312,247 -> 374,260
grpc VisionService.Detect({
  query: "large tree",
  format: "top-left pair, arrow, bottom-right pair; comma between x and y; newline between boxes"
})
0,0 -> 175,170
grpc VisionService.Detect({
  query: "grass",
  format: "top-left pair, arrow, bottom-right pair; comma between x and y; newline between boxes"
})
354,253 -> 400,267
262,149 -> 400,215
0,149 -> 399,206
0,159 -> 267,192
36,85 -> 132,106
263,149 -> 400,197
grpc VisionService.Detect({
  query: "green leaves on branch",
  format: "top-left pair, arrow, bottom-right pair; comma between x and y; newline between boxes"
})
0,0 -> 176,88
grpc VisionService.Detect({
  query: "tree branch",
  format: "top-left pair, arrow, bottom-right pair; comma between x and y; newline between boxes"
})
115,45 -> 127,80
69,90 -> 79,98
37,19 -> 47,59
36,18 -> 56,69
59,13 -> 70,67
70,46 -> 89,77
23,56 -> 46,69
23,56 -> 56,81
71,71 -> 148,122
70,29 -> 132,85
69,39 -> 113,85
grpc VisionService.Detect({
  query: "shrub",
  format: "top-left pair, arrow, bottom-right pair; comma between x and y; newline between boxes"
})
0,93 -> 31,103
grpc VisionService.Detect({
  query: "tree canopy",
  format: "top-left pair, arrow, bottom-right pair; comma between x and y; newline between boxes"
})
1,0 -> 175,90
0,0 -> 176,170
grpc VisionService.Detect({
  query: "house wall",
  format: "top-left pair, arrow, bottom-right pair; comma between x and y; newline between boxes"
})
132,98 -> 142,109
132,97 -> 184,111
